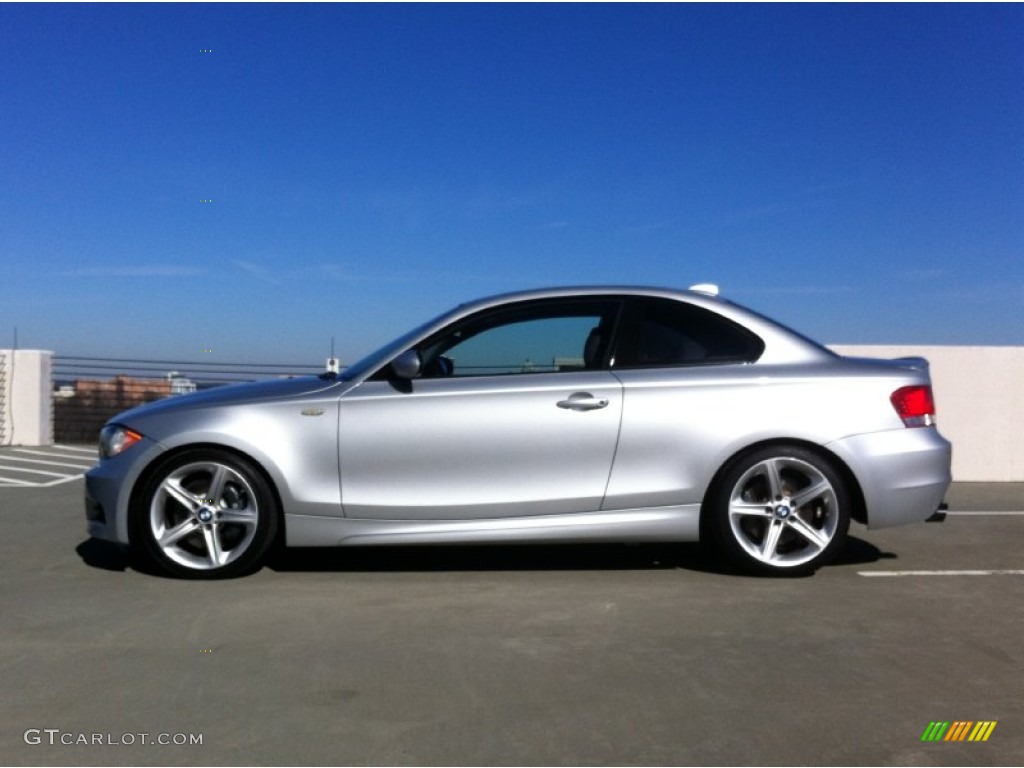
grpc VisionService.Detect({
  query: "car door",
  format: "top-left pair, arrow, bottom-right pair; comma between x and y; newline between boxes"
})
338,299 -> 624,520
602,296 -> 767,510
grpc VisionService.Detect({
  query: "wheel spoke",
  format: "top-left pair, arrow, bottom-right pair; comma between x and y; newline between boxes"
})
208,465 -> 230,504
202,525 -> 224,567
730,500 -> 772,518
791,479 -> 830,509
159,518 -> 200,548
761,519 -> 785,560
784,514 -> 830,552
218,507 -> 258,527
162,478 -> 200,512
764,459 -> 784,501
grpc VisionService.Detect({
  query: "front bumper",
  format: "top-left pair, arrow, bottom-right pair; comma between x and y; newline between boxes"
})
827,426 -> 952,529
84,436 -> 165,545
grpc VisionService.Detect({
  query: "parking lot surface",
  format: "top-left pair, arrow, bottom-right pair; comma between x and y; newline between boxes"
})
2,478 -> 1022,766
0,445 -> 96,488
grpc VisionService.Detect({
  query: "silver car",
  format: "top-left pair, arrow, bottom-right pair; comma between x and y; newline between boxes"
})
85,285 -> 952,579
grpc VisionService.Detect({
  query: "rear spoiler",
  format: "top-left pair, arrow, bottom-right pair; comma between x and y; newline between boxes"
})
891,356 -> 930,372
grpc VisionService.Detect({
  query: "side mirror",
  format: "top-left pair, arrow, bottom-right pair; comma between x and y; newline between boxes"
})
390,349 -> 421,380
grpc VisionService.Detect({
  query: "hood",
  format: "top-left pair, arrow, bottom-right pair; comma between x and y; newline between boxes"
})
110,375 -> 345,423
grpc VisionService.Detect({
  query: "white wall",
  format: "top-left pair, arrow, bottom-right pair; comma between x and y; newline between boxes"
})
0,350 -> 54,447
830,346 -> 1024,482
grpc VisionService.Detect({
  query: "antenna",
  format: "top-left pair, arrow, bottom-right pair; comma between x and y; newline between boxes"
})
325,335 -> 340,374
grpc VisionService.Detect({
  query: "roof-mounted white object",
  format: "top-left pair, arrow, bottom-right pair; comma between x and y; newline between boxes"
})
688,283 -> 720,296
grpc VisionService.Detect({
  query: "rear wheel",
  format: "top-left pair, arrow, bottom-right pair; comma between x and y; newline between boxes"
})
708,445 -> 850,576
131,449 -> 279,579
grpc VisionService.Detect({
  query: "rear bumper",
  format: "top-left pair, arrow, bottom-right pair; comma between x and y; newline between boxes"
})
827,427 -> 952,529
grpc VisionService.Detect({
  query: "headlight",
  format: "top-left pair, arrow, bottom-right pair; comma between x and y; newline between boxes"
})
99,425 -> 144,459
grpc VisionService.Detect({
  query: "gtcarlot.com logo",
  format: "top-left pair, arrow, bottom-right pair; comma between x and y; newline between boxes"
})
921,721 -> 997,742
23,729 -> 202,747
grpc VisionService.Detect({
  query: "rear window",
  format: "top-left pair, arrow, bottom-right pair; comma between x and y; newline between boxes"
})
614,298 -> 764,368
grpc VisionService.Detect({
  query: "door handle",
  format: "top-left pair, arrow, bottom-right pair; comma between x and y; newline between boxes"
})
556,393 -> 609,411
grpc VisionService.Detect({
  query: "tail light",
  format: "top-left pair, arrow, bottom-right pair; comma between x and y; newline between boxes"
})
891,385 -> 936,427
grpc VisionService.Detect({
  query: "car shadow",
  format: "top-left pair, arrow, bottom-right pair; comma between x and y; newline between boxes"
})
831,535 -> 898,567
76,539 -> 131,572
75,535 -> 894,578
74,538 -> 165,576
268,542 -> 717,574
266,535 -> 894,577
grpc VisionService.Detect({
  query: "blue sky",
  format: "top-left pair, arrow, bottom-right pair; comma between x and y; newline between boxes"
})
2,3 -> 1021,364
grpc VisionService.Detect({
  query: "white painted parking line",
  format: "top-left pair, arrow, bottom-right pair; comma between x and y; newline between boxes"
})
13,447 -> 95,460
858,570 -> 1024,577
36,474 -> 85,487
15,447 -> 92,454
0,464 -> 72,478
1,455 -> 95,469
51,444 -> 97,453
946,510 -> 1024,516
12,448 -> 93,454
0,474 -> 84,488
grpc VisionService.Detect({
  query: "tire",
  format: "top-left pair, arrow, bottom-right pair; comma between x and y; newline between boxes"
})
707,445 -> 850,576
130,448 -> 279,579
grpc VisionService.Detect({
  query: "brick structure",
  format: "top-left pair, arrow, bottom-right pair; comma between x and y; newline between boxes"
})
55,376 -> 172,444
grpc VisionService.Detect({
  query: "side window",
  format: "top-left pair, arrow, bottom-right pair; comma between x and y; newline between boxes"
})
615,298 -> 763,368
418,301 -> 619,378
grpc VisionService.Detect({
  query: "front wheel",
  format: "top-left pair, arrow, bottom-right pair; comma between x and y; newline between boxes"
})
707,445 -> 850,576
130,449 -> 279,579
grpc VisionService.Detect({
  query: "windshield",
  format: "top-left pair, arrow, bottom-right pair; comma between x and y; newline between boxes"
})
338,309 -> 453,382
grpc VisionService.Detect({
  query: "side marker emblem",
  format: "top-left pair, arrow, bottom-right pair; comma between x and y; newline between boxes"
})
301,408 -> 325,417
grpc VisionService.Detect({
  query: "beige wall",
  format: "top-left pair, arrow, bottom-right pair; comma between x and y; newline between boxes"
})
830,346 -> 1024,482
0,350 -> 54,447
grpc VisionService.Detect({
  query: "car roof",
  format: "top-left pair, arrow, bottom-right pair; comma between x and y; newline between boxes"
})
453,285 -> 723,313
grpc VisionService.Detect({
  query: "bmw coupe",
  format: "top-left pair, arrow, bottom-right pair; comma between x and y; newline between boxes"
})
85,285 -> 951,578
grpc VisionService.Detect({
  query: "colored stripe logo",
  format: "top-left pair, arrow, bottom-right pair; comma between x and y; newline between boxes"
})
921,721 -> 997,742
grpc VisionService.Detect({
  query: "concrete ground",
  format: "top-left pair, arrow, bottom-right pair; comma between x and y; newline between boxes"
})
1,479 -> 1022,766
